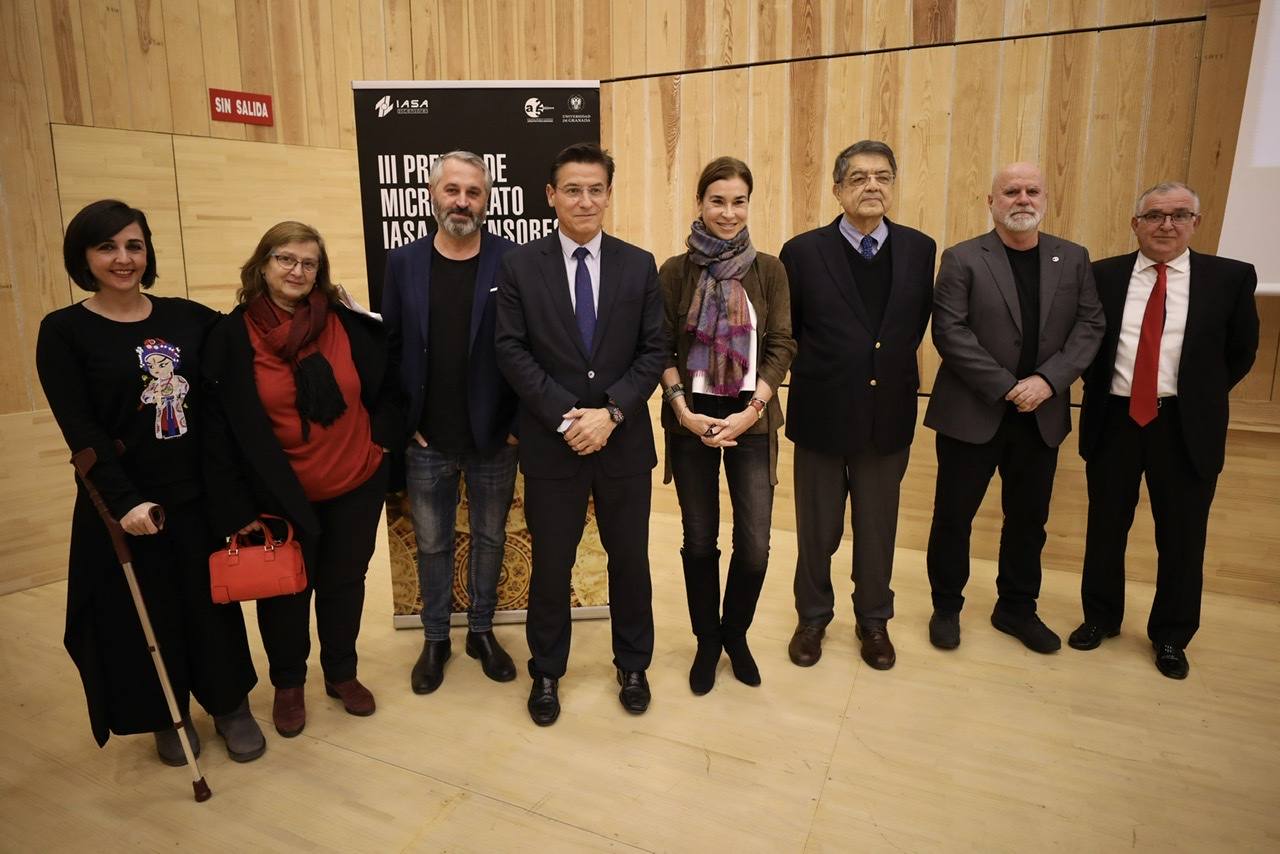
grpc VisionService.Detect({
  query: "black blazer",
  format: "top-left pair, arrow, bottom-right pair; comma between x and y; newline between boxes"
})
494,231 -> 666,479
202,303 -> 400,542
1079,250 -> 1259,478
781,216 -> 936,455
381,230 -> 519,453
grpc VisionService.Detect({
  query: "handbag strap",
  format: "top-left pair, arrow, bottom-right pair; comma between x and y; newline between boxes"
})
227,514 -> 295,552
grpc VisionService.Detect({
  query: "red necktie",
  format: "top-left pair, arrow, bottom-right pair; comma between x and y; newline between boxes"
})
1129,262 -> 1167,426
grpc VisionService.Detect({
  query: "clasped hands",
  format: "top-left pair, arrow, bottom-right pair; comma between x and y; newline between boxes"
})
1005,375 -> 1053,413
678,408 -> 754,448
562,407 -> 616,455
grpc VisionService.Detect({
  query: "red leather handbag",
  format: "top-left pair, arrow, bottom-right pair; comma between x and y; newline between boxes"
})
209,515 -> 307,603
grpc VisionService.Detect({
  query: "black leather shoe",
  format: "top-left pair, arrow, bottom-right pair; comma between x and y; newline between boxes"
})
991,610 -> 1061,654
787,623 -> 825,667
1152,642 -> 1189,679
410,638 -> 451,694
527,676 -> 560,726
929,611 -> 960,650
616,669 -> 651,714
465,630 -> 517,682
1067,622 -> 1119,651
855,624 -> 896,670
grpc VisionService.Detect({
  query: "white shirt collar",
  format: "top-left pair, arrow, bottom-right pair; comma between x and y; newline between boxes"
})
1136,248 -> 1190,274
558,229 -> 603,260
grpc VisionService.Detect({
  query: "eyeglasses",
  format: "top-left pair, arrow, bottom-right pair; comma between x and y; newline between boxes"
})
842,171 -> 896,189
557,184 -> 608,200
1137,210 -> 1197,226
271,252 -> 319,274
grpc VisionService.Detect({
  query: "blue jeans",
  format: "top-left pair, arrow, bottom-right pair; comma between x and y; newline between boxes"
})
405,442 -> 518,640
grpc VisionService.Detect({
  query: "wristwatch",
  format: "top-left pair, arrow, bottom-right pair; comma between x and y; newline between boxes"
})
748,397 -> 767,421
606,400 -> 625,423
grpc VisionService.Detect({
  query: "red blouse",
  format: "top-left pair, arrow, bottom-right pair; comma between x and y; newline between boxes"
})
246,312 -> 383,502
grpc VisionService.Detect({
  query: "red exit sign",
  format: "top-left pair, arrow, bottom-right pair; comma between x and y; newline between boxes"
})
209,88 -> 274,126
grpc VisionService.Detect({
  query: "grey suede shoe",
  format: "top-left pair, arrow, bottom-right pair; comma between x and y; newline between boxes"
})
214,698 -> 267,762
153,719 -> 201,767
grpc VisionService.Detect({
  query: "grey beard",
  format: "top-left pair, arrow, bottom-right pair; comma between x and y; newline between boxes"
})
1000,209 -> 1043,233
435,207 -> 484,238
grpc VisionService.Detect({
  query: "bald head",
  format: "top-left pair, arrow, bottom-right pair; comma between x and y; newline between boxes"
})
989,162 -> 1046,243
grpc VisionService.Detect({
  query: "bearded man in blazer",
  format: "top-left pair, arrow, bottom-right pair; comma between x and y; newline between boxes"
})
781,140 -> 937,671
1069,181 -> 1259,679
924,162 -> 1104,655
495,143 -> 666,726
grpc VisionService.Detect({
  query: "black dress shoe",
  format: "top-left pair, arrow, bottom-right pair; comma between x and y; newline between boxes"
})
410,638 -> 451,694
616,669 -> 650,714
1067,622 -> 1119,651
1152,642 -> 1189,679
855,624 -> 896,670
527,676 -> 560,726
465,630 -> 517,682
990,610 -> 1061,654
787,623 -> 825,667
929,611 -> 960,650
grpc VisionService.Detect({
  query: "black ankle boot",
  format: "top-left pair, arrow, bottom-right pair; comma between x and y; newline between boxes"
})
722,635 -> 761,686
689,639 -> 722,695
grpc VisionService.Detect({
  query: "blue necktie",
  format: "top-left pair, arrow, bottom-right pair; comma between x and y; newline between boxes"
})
859,234 -> 877,260
573,246 -> 595,353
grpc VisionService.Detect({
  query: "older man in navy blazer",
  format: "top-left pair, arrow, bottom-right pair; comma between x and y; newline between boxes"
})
382,151 -> 520,696
496,143 -> 666,726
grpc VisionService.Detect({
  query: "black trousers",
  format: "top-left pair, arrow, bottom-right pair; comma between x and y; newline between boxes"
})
524,460 -> 654,679
927,410 -> 1059,617
1081,397 -> 1216,648
257,459 -> 388,687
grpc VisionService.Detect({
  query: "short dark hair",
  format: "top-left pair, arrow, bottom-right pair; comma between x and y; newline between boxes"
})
695,156 -> 754,201
62,199 -> 158,291
549,142 -> 615,187
832,140 -> 898,185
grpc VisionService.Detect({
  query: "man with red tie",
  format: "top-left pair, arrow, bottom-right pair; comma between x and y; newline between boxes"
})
1070,182 -> 1259,679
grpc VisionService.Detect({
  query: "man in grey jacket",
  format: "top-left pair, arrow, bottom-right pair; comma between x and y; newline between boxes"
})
924,162 -> 1104,654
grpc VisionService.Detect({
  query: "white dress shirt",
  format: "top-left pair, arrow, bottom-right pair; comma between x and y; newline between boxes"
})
1110,249 -> 1190,397
558,229 -> 603,312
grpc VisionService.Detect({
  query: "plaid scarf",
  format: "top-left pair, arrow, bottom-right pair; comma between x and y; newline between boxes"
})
684,219 -> 756,396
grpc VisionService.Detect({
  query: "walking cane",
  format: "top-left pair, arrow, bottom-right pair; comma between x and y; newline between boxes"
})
70,447 -> 212,803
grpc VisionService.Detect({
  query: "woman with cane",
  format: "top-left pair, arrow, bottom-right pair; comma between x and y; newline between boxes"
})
36,200 -> 262,771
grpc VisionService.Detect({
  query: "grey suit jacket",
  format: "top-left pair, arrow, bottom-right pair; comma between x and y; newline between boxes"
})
924,229 -> 1104,447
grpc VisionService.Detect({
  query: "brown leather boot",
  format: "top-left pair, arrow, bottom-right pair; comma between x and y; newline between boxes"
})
272,686 -> 306,737
325,678 -> 376,716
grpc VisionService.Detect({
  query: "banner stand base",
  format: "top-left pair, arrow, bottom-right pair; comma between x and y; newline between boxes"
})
393,606 -> 610,629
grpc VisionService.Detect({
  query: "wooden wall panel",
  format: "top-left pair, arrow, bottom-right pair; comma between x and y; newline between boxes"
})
121,0 -> 174,133
268,0 -> 309,146
825,0 -> 863,53
79,0 -> 134,129
714,0 -> 751,65
581,0 -> 612,79
331,0 -> 364,149
1041,32 -> 1096,242
945,41 -> 1000,247
198,0 -> 247,141
747,62 -> 790,255
995,35 -> 1047,166
359,0 -> 388,78
301,0 -> 342,149
51,125 -> 188,301
163,0 -> 211,137
1048,0 -> 1102,30
788,61 -> 829,238
34,0 -> 93,126
0,0 -> 68,414
866,0 -> 913,49
822,55 -> 866,196
237,0 -> 278,143
648,0 -> 686,74
899,46 -> 954,248
955,0 -> 1004,39
1005,0 -> 1051,35
173,136 -> 366,310
610,0 -> 647,77
1138,21 -> 1200,192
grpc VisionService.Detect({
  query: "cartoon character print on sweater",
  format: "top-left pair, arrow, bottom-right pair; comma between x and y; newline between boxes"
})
137,338 -> 190,439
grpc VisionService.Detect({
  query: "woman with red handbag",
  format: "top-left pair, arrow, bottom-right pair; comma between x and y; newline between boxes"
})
36,200 -> 263,765
203,221 -> 399,738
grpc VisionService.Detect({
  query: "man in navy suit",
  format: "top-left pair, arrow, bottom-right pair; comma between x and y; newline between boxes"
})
1070,181 -> 1259,679
495,143 -> 666,726
382,151 -> 520,695
780,140 -> 937,672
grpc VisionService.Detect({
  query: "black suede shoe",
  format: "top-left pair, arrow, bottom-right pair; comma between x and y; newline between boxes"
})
616,669 -> 651,714
723,636 -> 761,686
990,610 -> 1061,654
465,630 -> 517,682
1067,622 -> 1119,651
411,638 -> 451,694
929,611 -> 961,650
527,676 -> 560,726
689,640 -> 721,695
1152,642 -> 1189,679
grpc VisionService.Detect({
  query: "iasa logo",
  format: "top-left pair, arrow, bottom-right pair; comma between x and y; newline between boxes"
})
375,95 -> 429,117
524,97 -> 553,118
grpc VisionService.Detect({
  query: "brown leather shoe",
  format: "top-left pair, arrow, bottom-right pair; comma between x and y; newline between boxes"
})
855,624 -> 896,670
325,678 -> 376,716
272,686 -> 306,737
788,623 -> 825,667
